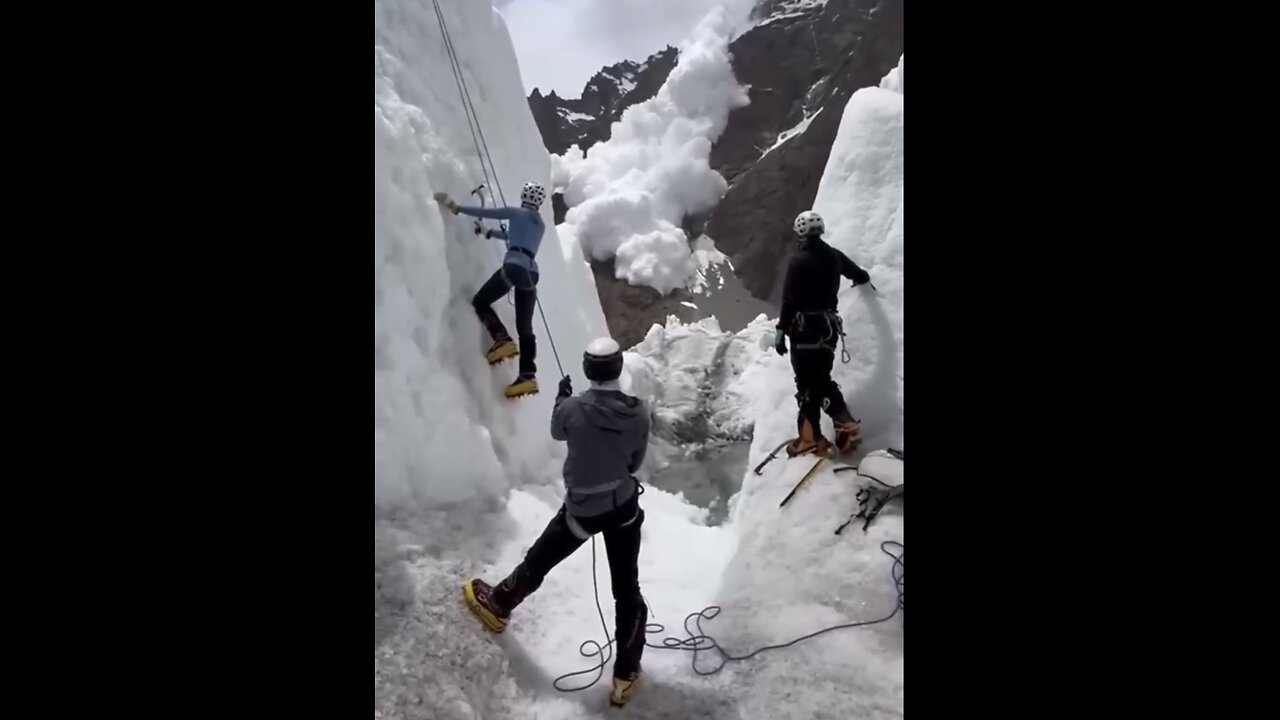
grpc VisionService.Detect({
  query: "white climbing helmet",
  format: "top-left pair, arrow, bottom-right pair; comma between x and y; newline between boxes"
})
583,337 -> 623,383
793,210 -> 824,237
520,182 -> 547,208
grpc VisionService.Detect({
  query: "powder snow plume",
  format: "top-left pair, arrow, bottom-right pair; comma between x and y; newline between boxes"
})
551,5 -> 751,295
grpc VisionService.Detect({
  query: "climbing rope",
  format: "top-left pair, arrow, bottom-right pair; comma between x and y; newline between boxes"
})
553,535 -> 904,691
431,0 -> 566,378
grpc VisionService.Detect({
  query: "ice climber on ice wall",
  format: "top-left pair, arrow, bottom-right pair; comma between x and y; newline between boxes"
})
434,181 -> 550,398
463,337 -> 652,708
774,209 -> 873,457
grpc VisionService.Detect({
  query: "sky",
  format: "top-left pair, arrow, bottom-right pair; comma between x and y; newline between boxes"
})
494,0 -> 755,97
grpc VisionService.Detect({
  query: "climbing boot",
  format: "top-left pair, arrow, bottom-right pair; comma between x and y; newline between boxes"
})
609,671 -> 640,707
504,373 -> 538,398
786,416 -> 831,457
462,578 -> 509,633
834,418 -> 862,454
486,339 -> 518,365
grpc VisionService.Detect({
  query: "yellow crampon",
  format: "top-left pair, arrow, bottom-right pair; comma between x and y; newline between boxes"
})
462,579 -> 507,633
609,674 -> 639,708
504,375 -> 538,398
486,340 -> 518,365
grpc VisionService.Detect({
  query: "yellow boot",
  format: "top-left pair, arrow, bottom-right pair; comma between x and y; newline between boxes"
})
609,672 -> 640,707
504,374 -> 538,398
461,578 -> 508,633
486,340 -> 518,365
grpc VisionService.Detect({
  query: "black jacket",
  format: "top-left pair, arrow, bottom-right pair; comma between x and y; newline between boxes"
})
777,235 -> 870,335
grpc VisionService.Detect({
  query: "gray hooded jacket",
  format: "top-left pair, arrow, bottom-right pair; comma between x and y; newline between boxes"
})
550,387 -> 650,518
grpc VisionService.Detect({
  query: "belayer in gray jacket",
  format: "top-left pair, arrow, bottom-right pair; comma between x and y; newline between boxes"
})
463,337 -> 651,707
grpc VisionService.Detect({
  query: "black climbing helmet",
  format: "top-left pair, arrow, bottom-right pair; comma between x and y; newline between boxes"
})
583,337 -> 623,383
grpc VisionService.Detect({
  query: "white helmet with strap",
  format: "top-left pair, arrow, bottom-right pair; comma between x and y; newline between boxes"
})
521,182 -> 547,208
793,210 -> 824,237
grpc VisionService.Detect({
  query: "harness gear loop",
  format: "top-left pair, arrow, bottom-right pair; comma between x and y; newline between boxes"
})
791,311 -> 849,363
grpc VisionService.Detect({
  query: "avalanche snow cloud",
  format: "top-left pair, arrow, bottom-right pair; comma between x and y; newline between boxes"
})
551,4 -> 752,295
499,0 -> 755,94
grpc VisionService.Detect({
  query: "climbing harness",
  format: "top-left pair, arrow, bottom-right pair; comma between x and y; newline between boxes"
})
431,0 -> 565,377
789,310 -> 852,364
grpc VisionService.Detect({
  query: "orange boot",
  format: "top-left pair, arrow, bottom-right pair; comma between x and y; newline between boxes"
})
786,415 -> 831,457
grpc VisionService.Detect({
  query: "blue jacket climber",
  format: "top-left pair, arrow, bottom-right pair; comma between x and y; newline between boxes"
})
434,182 -> 550,398
454,203 -> 544,275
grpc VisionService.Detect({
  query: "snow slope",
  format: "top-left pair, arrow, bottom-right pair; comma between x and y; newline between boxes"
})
375,3 -> 746,718
625,314 -> 775,446
375,0 -> 903,715
376,0 -> 619,716
375,0 -> 609,515
713,58 -> 906,719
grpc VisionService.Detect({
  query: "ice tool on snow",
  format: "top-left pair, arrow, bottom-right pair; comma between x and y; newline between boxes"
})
753,439 -> 792,475
833,449 -> 904,534
779,455 -> 830,507
835,483 -> 903,534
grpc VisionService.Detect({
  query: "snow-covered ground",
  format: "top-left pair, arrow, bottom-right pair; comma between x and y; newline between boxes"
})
625,315 -> 775,447
716,55 -> 905,720
375,0 -> 902,717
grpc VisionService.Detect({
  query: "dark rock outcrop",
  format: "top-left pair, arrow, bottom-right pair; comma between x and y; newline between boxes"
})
705,0 -> 904,303
524,0 -> 903,342
527,47 -> 680,157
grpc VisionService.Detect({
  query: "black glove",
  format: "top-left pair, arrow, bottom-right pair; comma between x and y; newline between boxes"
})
853,268 -> 871,286
557,375 -> 573,398
474,224 -> 483,236
774,330 -> 787,356
485,229 -> 496,239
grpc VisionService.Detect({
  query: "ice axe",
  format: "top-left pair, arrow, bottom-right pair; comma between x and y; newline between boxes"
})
469,184 -> 488,235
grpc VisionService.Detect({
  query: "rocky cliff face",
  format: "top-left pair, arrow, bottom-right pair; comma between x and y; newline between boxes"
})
526,0 -> 904,346
705,0 -> 904,303
527,46 -> 679,157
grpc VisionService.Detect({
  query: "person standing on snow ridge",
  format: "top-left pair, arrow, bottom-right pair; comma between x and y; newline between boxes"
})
463,338 -> 651,708
433,181 -> 547,398
774,210 -> 873,457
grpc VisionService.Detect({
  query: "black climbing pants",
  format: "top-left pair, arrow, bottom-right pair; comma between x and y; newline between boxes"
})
491,495 -> 647,679
790,345 -> 849,431
473,263 -> 538,376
